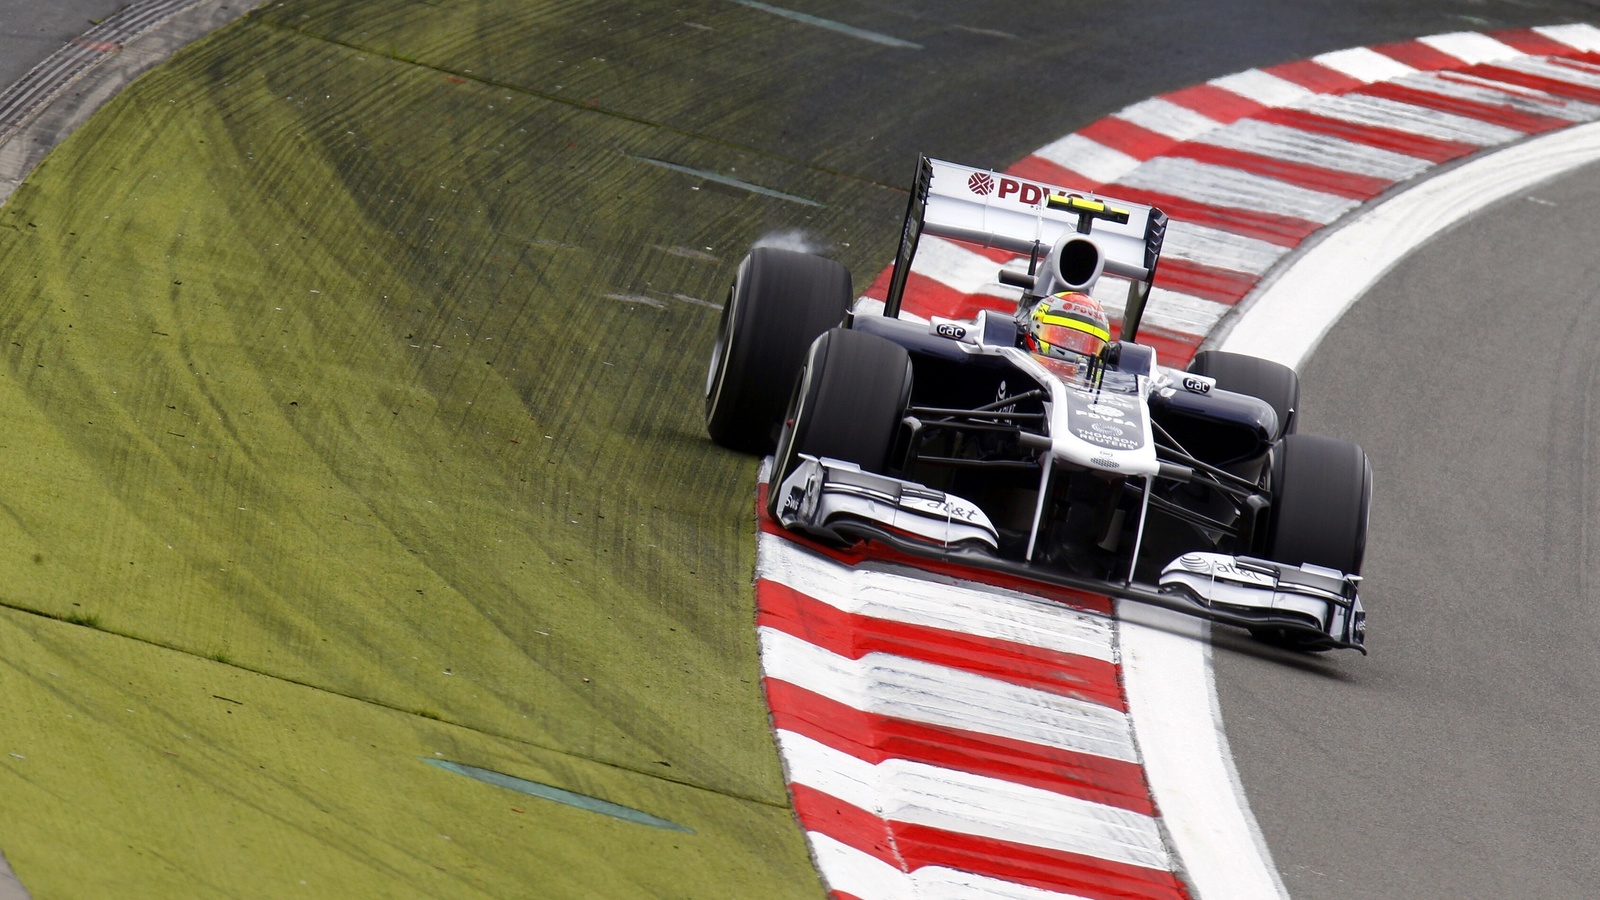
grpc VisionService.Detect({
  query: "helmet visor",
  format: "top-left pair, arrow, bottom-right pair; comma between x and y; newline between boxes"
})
1035,315 -> 1109,358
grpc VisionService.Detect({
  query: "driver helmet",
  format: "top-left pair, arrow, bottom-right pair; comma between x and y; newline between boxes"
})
1025,291 -> 1110,360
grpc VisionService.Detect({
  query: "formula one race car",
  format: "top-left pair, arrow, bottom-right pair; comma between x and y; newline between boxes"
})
705,157 -> 1370,652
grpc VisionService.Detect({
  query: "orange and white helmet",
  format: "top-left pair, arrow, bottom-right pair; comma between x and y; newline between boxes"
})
1025,291 -> 1110,360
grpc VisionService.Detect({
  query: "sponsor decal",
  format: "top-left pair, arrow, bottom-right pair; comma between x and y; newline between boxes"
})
1182,375 -> 1214,395
1089,456 -> 1119,469
967,172 -> 995,196
1068,394 -> 1144,449
1217,561 -> 1274,584
1179,554 -> 1276,586
1075,427 -> 1139,450
996,177 -> 1061,207
906,495 -> 982,522
934,322 -> 967,340
994,380 -> 1016,416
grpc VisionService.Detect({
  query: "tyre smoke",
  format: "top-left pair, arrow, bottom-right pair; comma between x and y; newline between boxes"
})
751,228 -> 828,256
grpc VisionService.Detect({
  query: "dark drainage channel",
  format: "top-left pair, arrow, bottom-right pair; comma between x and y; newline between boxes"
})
423,759 -> 695,833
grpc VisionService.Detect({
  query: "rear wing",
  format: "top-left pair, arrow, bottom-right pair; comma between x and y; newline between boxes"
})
883,156 -> 1168,340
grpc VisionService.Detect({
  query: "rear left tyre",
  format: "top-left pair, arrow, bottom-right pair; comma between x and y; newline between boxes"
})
705,247 -> 853,454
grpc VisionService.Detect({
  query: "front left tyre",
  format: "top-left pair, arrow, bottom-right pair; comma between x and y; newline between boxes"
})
1251,432 -> 1372,650
1263,433 -> 1371,575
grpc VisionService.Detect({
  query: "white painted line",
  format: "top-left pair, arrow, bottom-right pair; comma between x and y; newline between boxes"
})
809,833 -> 1100,900
777,729 -> 1172,871
1535,22 -> 1600,52
1161,219 -> 1288,277
1118,604 -> 1289,899
1118,156 -> 1359,223
1305,92 -> 1526,145
760,627 -> 1138,761
723,0 -> 922,49
1114,97 -> 1223,141
1208,69 -> 1317,108
1031,132 -> 1143,184
1313,45 -> 1418,82
758,535 -> 1119,662
1416,31 -> 1525,64
1195,117 -> 1434,181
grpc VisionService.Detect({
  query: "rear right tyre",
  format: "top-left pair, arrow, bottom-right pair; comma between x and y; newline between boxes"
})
1187,349 -> 1300,440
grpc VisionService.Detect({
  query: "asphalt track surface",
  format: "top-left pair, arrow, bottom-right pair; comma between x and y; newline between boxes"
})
1213,159 -> 1600,899
0,2 -> 125,85
2,0 -> 1600,897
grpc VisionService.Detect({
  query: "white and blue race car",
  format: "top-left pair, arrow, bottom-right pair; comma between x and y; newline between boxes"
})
706,157 -> 1370,653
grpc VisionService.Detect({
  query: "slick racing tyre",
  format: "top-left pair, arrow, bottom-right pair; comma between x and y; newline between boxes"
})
1187,350 -> 1300,440
769,327 -> 912,519
1254,433 -> 1372,650
705,247 -> 854,454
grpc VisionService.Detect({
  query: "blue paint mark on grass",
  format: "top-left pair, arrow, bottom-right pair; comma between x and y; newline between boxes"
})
423,758 -> 694,832
726,0 -> 922,49
637,157 -> 823,207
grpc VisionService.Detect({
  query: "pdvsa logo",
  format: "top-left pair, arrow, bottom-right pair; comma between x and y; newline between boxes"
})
966,171 -> 1073,207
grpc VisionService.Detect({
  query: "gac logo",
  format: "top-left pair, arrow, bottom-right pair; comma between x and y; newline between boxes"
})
934,323 -> 967,340
1182,376 -> 1213,395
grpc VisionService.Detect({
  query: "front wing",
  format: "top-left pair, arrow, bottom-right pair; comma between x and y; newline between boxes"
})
773,456 -> 1367,653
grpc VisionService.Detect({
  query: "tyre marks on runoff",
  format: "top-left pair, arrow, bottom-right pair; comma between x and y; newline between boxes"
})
757,23 -> 1600,900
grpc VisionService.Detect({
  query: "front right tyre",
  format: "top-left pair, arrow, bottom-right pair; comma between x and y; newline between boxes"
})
769,327 -> 912,519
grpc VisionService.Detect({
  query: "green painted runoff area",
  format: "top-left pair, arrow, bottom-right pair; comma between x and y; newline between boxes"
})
0,1 -> 910,896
